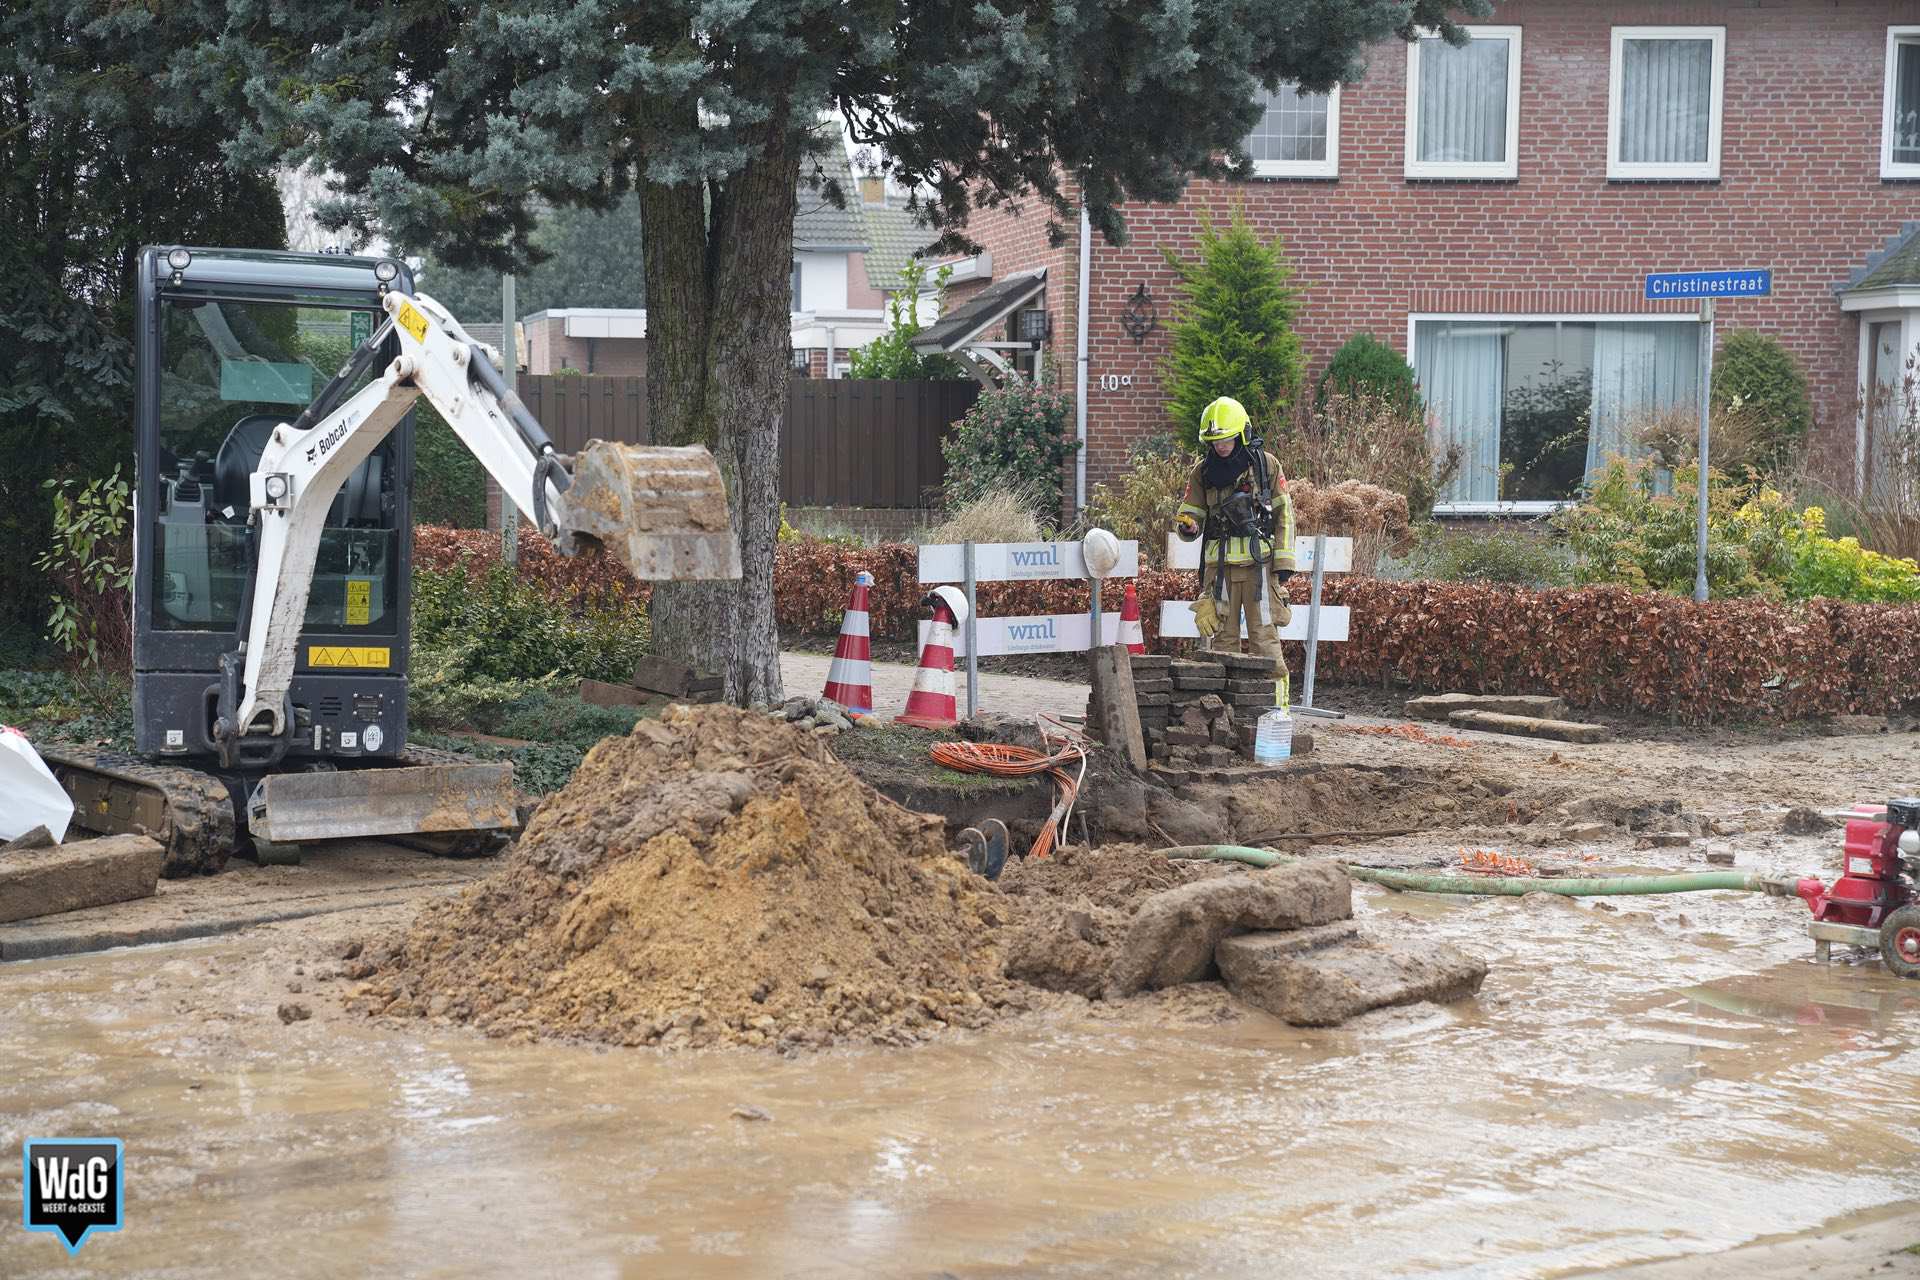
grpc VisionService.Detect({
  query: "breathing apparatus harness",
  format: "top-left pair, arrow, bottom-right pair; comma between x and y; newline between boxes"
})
1202,435 -> 1277,603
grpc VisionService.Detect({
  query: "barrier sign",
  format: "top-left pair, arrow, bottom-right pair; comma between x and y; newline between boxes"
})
918,540 -> 1138,584
918,612 -> 1124,658
1158,601 -> 1350,643
1165,533 -> 1353,573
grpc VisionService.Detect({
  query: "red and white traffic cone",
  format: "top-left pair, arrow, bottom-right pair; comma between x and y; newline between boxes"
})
1119,579 -> 1145,654
896,586 -> 968,729
822,571 -> 875,715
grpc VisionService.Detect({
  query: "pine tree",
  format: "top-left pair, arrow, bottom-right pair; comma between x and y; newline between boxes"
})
163,0 -> 1487,703
1162,210 -> 1304,448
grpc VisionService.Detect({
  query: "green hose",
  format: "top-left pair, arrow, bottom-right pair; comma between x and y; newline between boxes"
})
1156,844 -> 1781,898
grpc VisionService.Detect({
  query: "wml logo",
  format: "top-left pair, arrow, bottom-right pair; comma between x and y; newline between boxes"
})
1004,618 -> 1059,651
21,1138 -> 122,1254
1005,543 -> 1063,579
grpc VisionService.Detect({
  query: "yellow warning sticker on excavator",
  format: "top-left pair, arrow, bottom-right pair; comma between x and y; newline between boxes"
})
309,646 -> 390,669
345,579 -> 371,626
395,301 -> 429,344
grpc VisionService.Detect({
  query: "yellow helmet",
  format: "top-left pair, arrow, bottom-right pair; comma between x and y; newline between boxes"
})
1198,396 -> 1250,444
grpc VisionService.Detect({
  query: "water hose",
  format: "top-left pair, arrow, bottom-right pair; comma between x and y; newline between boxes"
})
1155,844 -> 1796,899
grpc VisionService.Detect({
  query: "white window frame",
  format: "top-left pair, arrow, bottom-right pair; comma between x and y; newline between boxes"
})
1606,26 -> 1725,181
1884,26 -> 1920,180
1404,25 -> 1523,180
1406,311 -> 1703,516
1249,84 -> 1341,179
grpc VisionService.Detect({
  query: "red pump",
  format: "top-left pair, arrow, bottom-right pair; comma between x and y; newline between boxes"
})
1795,797 -> 1920,978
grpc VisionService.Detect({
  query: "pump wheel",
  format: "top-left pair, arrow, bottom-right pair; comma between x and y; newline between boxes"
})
1880,906 -> 1920,980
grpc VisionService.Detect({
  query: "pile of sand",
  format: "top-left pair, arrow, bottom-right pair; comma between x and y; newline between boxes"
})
351,704 -> 1024,1050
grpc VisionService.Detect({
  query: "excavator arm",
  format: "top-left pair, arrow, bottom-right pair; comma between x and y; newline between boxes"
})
214,289 -> 738,764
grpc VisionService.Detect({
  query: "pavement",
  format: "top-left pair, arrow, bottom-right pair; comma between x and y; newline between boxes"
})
779,651 -> 1087,723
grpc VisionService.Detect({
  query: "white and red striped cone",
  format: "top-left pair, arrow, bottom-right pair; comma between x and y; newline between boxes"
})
822,571 -> 874,715
896,585 -> 968,729
1119,579 -> 1145,654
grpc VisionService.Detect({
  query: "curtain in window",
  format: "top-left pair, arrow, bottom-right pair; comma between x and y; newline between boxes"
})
1250,85 -> 1329,163
1620,38 -> 1713,164
1897,42 -> 1920,167
1419,37 -> 1509,163
1417,324 -> 1503,503
1587,323 -> 1699,477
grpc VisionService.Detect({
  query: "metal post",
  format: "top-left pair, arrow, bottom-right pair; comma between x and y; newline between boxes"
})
1090,576 -> 1103,650
963,540 -> 979,719
1693,297 -> 1715,603
1302,531 -> 1326,708
501,272 -> 520,566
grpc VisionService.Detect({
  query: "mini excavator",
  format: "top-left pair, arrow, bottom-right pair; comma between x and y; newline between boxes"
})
42,248 -> 737,874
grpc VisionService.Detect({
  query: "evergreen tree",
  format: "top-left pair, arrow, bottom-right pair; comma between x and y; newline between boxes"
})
164,0 -> 1486,703
0,0 -> 286,645
1161,210 -> 1304,448
411,196 -> 647,322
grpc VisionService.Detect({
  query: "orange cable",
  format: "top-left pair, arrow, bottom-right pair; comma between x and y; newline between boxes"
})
929,741 -> 1084,860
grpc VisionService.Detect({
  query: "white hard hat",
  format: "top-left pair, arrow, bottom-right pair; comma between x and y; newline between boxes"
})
1082,527 -> 1121,578
926,585 -> 969,628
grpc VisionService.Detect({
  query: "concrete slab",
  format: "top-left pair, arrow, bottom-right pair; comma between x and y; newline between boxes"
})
1407,692 -> 1568,721
0,834 -> 163,925
1217,929 -> 1487,1026
1448,710 -> 1612,743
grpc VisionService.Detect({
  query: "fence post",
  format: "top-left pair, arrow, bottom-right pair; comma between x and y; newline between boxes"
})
963,540 -> 979,719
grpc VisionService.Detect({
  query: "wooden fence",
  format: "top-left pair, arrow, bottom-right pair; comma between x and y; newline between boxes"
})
515,375 -> 977,509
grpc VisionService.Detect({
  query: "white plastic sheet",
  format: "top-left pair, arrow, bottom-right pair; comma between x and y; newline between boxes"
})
0,726 -> 74,843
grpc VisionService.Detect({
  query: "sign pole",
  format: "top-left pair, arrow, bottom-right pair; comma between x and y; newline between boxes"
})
1301,531 -> 1326,707
962,540 -> 979,718
501,272 -> 519,566
1694,297 -> 1715,603
1090,577 -> 1103,649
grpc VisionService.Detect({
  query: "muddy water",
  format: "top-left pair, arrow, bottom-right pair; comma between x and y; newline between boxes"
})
3,859 -> 1918,1278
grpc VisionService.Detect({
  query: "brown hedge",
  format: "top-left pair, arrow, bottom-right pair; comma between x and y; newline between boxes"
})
416,528 -> 1920,723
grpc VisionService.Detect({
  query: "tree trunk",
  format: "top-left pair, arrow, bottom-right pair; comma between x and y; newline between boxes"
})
640,114 -> 798,707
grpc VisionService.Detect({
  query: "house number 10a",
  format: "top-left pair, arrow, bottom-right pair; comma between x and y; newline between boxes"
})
1098,373 -> 1135,391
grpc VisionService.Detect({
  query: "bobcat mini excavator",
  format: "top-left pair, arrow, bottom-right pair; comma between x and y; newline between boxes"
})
41,247 -> 738,875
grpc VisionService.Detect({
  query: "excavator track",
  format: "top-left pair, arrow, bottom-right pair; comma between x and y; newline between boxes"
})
39,745 -> 240,879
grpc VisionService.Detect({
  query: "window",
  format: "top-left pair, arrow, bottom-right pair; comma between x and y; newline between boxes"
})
1608,27 -> 1725,180
1405,26 -> 1522,179
1885,27 -> 1920,179
1411,316 -> 1702,510
791,260 -> 803,310
1248,83 -> 1339,178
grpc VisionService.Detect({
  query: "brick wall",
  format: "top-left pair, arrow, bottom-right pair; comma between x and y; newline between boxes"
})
962,0 -> 1920,503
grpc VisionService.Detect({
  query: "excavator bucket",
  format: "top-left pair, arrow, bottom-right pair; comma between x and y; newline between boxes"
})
556,441 -> 742,580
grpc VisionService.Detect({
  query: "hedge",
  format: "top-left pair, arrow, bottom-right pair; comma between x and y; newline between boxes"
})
415,527 -> 1920,724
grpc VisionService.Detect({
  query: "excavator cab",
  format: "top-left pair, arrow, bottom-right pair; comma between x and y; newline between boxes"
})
137,250 -> 411,759
43,247 -> 739,875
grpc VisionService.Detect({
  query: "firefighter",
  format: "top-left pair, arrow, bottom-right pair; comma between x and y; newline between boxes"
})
1174,396 -> 1295,657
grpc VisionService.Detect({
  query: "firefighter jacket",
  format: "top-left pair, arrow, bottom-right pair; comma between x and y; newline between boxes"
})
1177,449 -> 1297,573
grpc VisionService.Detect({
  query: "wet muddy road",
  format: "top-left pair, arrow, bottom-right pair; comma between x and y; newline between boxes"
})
4,836 -> 1917,1278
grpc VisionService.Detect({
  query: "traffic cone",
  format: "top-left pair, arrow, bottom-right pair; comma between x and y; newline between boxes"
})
822,571 -> 874,715
1119,580 -> 1145,654
896,586 -> 968,729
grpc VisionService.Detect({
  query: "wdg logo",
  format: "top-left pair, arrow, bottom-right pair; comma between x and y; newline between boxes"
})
21,1138 -> 122,1254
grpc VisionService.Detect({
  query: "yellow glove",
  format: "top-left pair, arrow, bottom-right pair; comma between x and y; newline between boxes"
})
1190,595 -> 1219,639
1176,513 -> 1200,541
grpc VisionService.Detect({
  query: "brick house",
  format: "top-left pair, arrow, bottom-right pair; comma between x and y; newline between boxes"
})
936,1 -> 1920,515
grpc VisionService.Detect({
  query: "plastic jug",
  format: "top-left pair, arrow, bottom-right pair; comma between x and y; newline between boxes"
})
1254,707 -> 1294,765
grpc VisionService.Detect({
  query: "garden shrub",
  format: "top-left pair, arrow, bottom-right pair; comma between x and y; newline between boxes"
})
1083,438 -> 1193,567
939,380 -> 1077,523
411,557 -> 648,685
1315,333 -> 1421,414
1711,328 -> 1814,460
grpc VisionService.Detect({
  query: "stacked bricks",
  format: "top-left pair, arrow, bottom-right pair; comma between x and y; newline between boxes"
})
1089,653 -> 1292,766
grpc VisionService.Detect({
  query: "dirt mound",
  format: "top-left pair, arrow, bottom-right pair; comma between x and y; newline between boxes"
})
996,844 -> 1239,996
351,704 -> 1023,1050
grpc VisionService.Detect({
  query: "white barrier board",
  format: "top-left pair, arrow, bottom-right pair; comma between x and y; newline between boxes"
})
1166,533 -> 1353,573
918,612 -> 1125,658
1158,600 -> 1350,642
919,540 -> 1139,584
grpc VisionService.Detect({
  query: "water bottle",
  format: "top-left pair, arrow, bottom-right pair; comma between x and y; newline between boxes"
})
1254,707 -> 1294,765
